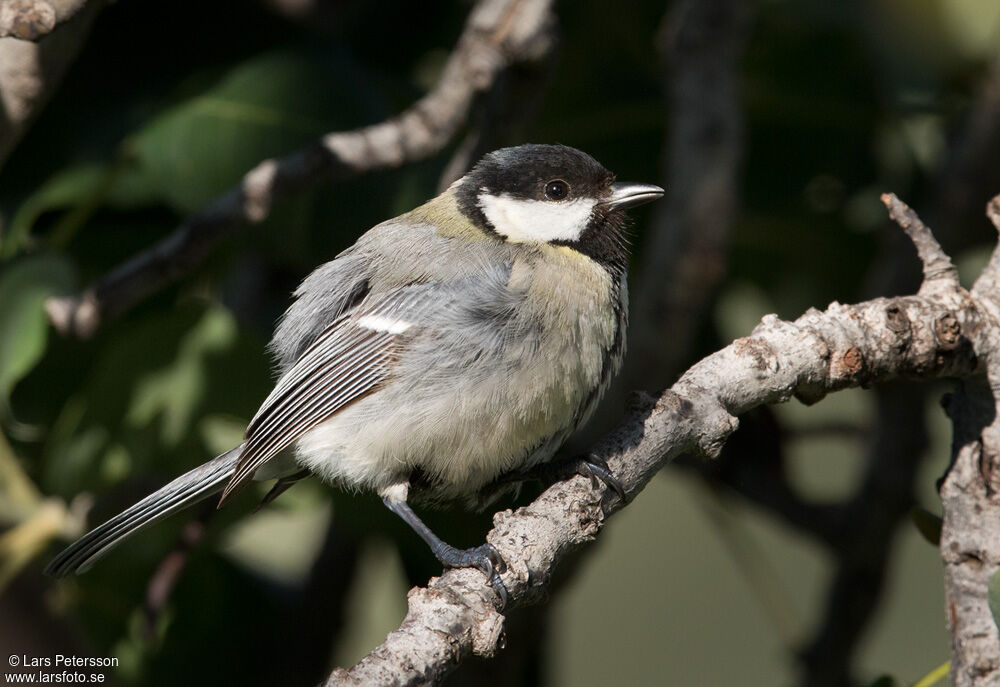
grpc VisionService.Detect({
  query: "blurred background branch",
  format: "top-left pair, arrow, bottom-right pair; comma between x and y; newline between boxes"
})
626,0 -> 752,390
43,0 -> 557,339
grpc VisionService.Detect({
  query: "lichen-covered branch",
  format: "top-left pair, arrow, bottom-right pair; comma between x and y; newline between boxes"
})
45,0 -> 556,338
326,194 -> 996,686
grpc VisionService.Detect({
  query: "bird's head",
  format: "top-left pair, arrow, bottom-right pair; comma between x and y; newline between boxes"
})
455,144 -> 663,275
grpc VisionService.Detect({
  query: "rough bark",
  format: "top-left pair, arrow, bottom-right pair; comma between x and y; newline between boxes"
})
938,197 -> 1000,687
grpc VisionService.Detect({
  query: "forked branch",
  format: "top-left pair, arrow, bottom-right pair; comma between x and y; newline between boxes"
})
326,196 -> 998,686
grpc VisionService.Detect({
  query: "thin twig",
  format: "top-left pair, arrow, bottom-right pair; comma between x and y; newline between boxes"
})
881,193 -> 960,290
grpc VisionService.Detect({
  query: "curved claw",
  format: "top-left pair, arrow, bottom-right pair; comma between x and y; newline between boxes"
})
480,557 -> 508,609
575,455 -> 626,501
496,454 -> 626,505
472,545 -> 508,608
440,543 -> 508,608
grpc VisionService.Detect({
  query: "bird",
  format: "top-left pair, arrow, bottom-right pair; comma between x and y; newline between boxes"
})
44,143 -> 664,603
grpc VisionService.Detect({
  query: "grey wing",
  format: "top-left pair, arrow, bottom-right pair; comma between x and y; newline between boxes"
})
269,249 -> 371,373
220,285 -> 439,501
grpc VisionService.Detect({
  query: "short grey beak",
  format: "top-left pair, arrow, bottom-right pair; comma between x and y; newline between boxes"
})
605,182 -> 665,210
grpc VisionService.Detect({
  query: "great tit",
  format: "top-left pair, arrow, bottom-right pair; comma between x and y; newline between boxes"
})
45,144 -> 664,602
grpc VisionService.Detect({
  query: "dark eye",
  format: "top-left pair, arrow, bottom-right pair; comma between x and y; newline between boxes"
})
544,179 -> 569,201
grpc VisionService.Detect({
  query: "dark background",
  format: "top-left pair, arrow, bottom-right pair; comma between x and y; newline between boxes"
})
2,0 -> 999,685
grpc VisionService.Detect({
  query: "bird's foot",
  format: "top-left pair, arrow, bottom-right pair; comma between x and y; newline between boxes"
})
536,454 -> 626,501
434,542 -> 508,608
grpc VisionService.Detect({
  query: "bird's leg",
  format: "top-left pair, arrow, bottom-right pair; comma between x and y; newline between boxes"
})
379,482 -> 508,607
514,454 -> 626,501
254,469 -> 311,512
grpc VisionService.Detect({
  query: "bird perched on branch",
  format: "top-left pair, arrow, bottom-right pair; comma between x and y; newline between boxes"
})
45,144 -> 664,603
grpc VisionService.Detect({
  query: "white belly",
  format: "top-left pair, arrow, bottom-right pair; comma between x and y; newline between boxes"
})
294,330 -> 614,502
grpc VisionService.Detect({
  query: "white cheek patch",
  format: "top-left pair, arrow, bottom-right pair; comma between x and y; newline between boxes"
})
478,193 -> 596,243
357,315 -> 412,334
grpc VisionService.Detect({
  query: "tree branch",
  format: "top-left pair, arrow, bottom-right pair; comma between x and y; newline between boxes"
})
881,193 -> 960,291
939,374 -> 1000,686
971,194 -> 1000,301
940,193 -> 1000,687
435,45 -> 556,193
326,196 -> 993,686
0,0 -> 101,167
0,0 -> 91,40
44,0 -> 556,338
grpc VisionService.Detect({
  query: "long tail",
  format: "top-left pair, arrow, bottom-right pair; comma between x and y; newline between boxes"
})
44,445 -> 244,577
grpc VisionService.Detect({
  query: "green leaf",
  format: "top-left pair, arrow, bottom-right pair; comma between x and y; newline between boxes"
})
989,570 -> 1000,631
1,160 -> 159,259
125,306 -> 238,448
130,50 -> 376,213
912,660 -> 950,687
39,301 -> 270,497
0,255 -> 75,404
910,506 -> 943,546
3,167 -> 107,259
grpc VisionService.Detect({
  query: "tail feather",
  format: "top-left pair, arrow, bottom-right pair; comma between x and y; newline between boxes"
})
44,445 -> 244,577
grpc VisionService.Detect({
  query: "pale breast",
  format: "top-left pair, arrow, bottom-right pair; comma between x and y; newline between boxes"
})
293,245 -> 626,503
